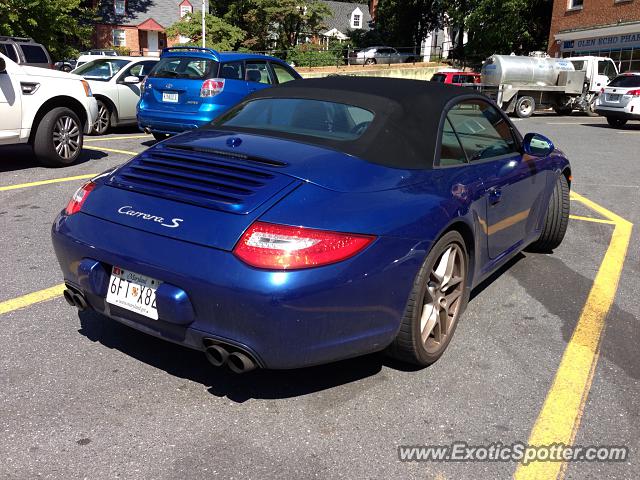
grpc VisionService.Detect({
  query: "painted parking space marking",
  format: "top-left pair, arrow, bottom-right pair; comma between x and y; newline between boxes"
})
83,145 -> 139,156
84,135 -> 151,142
569,215 -> 616,225
0,284 -> 65,315
514,191 -> 633,480
0,174 -> 96,192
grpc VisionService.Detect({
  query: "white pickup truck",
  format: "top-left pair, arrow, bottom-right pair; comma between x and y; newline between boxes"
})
0,52 -> 98,166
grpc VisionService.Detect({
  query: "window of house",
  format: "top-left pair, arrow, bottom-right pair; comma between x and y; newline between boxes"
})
180,4 -> 193,17
113,29 -> 126,47
114,0 -> 126,15
567,0 -> 583,10
352,14 -> 361,28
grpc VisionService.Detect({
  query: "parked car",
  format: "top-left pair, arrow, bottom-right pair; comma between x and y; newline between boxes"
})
0,53 -> 98,166
349,46 -> 416,65
430,70 -> 481,86
595,72 -> 640,127
73,56 -> 159,135
74,50 -> 119,69
0,36 -> 52,69
52,77 -> 570,373
137,47 -> 302,141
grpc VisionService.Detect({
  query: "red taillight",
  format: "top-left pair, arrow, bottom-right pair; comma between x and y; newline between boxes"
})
626,89 -> 640,96
600,88 -> 605,94
65,181 -> 96,215
233,222 -> 376,270
201,78 -> 225,97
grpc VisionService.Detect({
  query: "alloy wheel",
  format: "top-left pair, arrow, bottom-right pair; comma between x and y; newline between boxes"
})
52,115 -> 81,160
420,243 -> 466,354
94,102 -> 110,134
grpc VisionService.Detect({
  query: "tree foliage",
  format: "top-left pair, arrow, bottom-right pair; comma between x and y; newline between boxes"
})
166,13 -> 245,51
242,0 -> 332,51
443,0 -> 553,59
375,0 -> 443,48
0,0 -> 95,60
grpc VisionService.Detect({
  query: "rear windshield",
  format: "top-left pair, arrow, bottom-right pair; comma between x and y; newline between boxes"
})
74,59 -> 130,81
149,57 -> 218,79
608,75 -> 640,88
20,44 -> 49,63
213,98 -> 375,141
431,74 -> 447,83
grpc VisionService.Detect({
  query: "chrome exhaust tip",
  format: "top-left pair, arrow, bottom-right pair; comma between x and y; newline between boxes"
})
204,345 -> 229,367
227,351 -> 256,374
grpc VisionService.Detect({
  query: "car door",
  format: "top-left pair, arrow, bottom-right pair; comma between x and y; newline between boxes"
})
115,60 -> 157,121
0,54 -> 22,144
447,99 -> 547,259
245,60 -> 273,95
594,59 -> 618,91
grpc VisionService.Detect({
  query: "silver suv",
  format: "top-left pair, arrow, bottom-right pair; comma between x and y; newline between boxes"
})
0,36 -> 51,69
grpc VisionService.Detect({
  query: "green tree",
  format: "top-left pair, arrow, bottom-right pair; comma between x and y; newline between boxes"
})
375,0 -> 443,48
165,13 -> 246,51
444,0 -> 553,60
243,0 -> 332,51
0,0 -> 95,60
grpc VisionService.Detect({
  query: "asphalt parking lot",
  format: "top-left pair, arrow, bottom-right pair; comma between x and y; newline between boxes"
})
0,115 -> 637,479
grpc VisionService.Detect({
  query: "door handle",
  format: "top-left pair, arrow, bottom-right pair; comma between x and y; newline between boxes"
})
488,187 -> 502,205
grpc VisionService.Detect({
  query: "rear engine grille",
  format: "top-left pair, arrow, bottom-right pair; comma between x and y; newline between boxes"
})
109,148 -> 293,214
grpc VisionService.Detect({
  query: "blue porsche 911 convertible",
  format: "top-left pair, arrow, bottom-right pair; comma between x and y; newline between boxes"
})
52,77 -> 570,373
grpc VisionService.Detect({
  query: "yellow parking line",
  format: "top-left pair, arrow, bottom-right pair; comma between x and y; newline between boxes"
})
569,215 -> 616,225
84,135 -> 151,142
0,284 -> 65,315
0,174 -> 96,192
83,145 -> 139,156
515,191 -> 632,480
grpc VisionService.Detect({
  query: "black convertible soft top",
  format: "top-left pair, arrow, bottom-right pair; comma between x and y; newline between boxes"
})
211,76 -> 490,169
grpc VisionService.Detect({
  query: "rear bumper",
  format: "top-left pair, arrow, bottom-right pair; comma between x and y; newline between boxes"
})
595,107 -> 640,120
137,104 -> 231,134
51,212 -> 424,369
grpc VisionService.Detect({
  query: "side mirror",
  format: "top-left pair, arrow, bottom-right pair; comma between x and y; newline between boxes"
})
523,132 -> 555,157
123,75 -> 140,84
0,57 -> 6,73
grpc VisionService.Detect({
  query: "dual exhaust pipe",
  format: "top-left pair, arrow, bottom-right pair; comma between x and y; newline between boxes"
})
204,342 -> 257,374
63,287 -> 88,311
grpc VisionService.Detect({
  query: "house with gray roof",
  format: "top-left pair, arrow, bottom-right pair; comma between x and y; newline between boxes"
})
92,0 -> 209,56
318,1 -> 373,43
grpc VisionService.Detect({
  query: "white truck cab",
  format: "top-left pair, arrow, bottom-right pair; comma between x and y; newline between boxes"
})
0,52 -> 98,166
566,56 -> 618,93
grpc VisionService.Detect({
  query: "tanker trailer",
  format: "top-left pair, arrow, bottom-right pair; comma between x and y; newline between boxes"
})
480,54 -> 617,118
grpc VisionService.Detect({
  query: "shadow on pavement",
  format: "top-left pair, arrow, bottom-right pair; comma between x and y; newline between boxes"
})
0,144 -> 107,174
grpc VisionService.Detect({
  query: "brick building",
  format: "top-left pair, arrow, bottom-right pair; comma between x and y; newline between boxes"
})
93,0 -> 209,56
548,0 -> 640,72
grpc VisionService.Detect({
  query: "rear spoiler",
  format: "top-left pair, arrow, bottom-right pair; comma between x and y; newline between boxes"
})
161,47 -> 220,60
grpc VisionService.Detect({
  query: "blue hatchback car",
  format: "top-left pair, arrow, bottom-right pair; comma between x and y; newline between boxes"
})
54,77 -> 570,373
137,47 -> 302,140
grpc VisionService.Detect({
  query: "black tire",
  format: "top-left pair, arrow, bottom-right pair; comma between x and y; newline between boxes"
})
93,99 -> 111,135
515,96 -> 535,118
527,175 -> 570,253
387,231 -> 470,366
553,106 -> 573,116
606,117 -> 628,128
152,132 -> 169,142
33,107 -> 83,167
585,97 -> 598,117
364,58 -> 376,65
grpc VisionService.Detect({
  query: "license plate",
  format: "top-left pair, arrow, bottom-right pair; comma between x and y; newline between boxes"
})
162,91 -> 179,103
607,93 -> 620,102
106,267 -> 161,320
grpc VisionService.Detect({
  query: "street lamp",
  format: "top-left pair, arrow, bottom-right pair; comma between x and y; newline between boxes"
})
202,0 -> 206,47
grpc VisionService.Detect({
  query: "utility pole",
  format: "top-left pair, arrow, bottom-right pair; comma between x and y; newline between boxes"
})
202,0 -> 206,47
